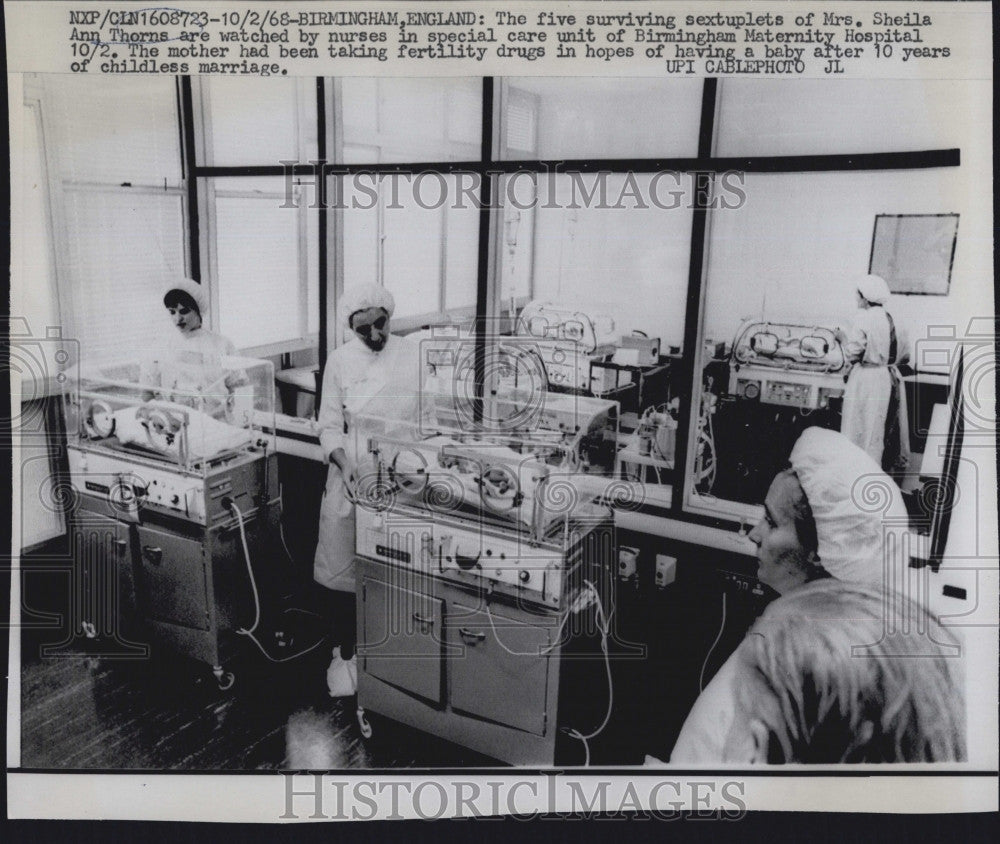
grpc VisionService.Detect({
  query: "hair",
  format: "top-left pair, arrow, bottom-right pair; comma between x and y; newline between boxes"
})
772,468 -> 828,582
733,580 -> 966,763
163,289 -> 200,316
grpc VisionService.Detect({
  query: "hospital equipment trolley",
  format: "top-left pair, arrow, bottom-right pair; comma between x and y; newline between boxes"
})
63,356 -> 281,688
350,393 -> 619,764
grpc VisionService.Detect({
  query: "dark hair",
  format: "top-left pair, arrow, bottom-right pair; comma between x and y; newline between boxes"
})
774,468 -> 819,554
163,289 -> 200,315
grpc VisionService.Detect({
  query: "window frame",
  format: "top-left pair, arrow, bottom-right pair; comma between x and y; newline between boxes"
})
185,76 -> 320,358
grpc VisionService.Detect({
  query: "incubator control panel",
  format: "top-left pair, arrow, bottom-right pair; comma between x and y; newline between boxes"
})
535,339 -> 613,392
68,447 -> 207,523
356,506 -> 568,608
764,380 -> 812,407
732,373 -> 845,411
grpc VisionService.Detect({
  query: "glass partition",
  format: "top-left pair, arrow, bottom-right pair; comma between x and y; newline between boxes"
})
339,172 -> 481,321
340,77 -> 482,164
494,171 -> 697,507
686,166 -> 972,521
501,78 -> 703,160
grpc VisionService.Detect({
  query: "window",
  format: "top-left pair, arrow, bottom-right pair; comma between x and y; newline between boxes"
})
193,78 -> 319,355
333,78 -> 484,336
489,79 -> 709,502
684,78 -> 972,523
714,79 -> 973,156
38,76 -> 187,367
502,78 -> 703,159
340,77 -> 481,164
208,177 -> 318,349
201,77 -> 315,167
340,173 -> 481,324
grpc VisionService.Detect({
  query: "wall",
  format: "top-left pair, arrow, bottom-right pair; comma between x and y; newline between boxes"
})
703,78 -> 993,369
527,174 -> 695,348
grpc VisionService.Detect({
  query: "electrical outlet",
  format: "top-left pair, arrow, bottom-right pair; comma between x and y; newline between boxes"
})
718,569 -> 763,596
618,546 -> 639,580
654,554 -> 677,588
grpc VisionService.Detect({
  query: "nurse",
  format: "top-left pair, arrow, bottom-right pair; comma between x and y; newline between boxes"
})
664,427 -> 910,764
836,274 -> 909,471
314,283 -> 424,697
162,278 -> 236,362
144,279 -> 241,414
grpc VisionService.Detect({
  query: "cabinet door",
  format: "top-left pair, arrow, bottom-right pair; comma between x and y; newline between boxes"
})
134,524 -> 210,630
361,577 -> 444,705
72,512 -> 120,634
70,509 -> 138,641
447,601 -> 552,735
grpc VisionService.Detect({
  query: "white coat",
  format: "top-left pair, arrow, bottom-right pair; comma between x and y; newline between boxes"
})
313,333 -> 424,592
143,327 -> 238,414
840,306 -> 893,464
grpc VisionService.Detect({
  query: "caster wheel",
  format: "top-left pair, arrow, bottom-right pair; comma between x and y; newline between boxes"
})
213,668 -> 236,691
357,708 -> 373,739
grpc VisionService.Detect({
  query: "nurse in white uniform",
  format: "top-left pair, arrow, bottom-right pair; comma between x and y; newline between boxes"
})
663,427 -> 910,764
837,274 -> 906,468
314,283 -> 424,696
146,279 -> 240,414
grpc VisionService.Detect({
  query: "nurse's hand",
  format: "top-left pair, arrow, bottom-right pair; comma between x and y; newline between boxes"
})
224,371 -> 249,390
329,447 -> 349,473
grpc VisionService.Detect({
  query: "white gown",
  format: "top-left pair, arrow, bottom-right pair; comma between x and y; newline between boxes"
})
313,334 -> 424,593
667,652 -> 740,764
841,307 -> 892,464
142,327 -> 238,417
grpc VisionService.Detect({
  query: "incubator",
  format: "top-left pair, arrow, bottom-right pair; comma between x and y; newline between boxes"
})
516,300 -> 618,391
351,384 -> 620,763
728,319 -> 848,410
63,356 -> 279,687
350,387 -> 618,605
68,357 -> 273,458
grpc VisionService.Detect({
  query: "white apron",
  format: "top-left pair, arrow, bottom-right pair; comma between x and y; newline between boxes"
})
841,365 -> 892,464
840,306 -> 893,465
313,335 -> 423,592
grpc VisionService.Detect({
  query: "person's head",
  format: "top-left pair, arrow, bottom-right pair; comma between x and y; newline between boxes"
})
748,468 -> 825,595
163,279 -> 206,335
722,580 -> 966,763
350,307 -> 390,352
342,283 -> 395,352
855,273 -> 891,309
749,427 -> 909,595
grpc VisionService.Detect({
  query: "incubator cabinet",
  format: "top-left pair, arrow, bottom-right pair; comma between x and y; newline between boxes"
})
62,356 -> 281,688
348,391 -> 619,763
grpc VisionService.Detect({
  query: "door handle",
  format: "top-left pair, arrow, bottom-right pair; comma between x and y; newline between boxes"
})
142,546 -> 163,565
459,628 -> 486,645
114,540 -> 128,555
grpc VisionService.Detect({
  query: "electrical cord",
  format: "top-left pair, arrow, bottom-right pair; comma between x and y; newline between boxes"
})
537,587 -> 599,656
699,590 -> 728,692
277,485 -> 297,567
565,579 -> 614,767
483,595 -> 545,657
229,501 -> 328,663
